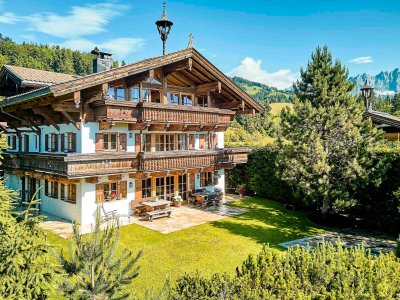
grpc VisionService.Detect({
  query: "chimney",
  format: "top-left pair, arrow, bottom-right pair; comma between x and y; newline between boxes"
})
91,47 -> 113,73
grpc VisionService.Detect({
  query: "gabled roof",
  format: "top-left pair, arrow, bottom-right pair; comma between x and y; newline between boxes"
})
364,109 -> 400,129
0,48 -> 263,112
2,65 -> 80,86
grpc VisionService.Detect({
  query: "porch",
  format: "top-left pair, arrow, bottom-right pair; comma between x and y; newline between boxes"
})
40,194 -> 247,238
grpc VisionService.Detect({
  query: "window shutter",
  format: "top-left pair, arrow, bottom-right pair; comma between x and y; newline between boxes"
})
119,181 -> 127,199
96,184 -> 104,203
135,134 -> 141,152
61,134 -> 65,152
70,184 -> 77,204
95,133 -> 104,151
53,134 -> 59,151
119,133 -> 127,151
199,134 -> 205,149
12,135 -> 16,150
213,134 -> 218,148
54,182 -> 59,198
71,133 -> 76,152
60,184 -> 65,200
135,180 -> 142,201
189,174 -> 195,191
44,180 -> 48,196
45,134 -> 49,151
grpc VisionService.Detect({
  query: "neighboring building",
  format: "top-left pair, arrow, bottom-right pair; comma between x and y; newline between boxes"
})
365,109 -> 400,141
0,47 -> 263,224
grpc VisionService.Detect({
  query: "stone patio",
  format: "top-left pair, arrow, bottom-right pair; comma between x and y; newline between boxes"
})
40,194 -> 247,238
279,229 -> 397,255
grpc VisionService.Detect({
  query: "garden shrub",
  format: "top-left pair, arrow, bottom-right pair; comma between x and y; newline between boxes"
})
170,243 -> 400,300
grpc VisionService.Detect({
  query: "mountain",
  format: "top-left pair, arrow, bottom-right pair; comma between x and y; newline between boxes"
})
349,68 -> 400,96
231,76 -> 293,104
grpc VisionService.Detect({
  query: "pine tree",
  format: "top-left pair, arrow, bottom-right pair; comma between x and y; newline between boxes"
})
0,134 -> 60,299
277,46 -> 387,214
59,209 -> 142,300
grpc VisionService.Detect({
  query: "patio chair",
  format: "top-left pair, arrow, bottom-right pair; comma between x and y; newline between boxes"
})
100,204 -> 119,223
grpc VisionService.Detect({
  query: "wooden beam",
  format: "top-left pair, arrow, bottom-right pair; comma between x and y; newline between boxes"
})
85,177 -> 99,184
236,108 -> 256,115
163,58 -> 193,75
99,122 -> 112,130
52,102 -> 80,113
74,91 -> 81,109
195,81 -> 221,94
217,101 -> 242,110
125,72 -> 149,88
32,107 -> 60,131
60,110 -> 80,129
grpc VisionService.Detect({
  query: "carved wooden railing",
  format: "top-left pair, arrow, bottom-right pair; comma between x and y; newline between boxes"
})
2,153 -> 138,177
94,100 -> 234,125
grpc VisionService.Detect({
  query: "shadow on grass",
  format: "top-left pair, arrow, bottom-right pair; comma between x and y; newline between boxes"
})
212,197 -> 325,247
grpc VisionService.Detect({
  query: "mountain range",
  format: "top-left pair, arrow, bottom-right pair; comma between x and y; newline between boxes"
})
349,68 -> 400,96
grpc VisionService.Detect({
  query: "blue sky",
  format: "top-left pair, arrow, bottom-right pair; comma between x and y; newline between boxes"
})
0,0 -> 399,89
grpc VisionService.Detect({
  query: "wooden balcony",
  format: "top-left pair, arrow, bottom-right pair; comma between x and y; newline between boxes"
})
2,153 -> 139,178
93,100 -> 234,130
138,148 -> 250,172
2,148 -> 250,178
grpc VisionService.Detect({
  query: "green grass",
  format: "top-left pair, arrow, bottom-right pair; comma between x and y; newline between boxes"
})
241,84 -> 263,95
270,102 -> 293,115
47,197 -> 324,296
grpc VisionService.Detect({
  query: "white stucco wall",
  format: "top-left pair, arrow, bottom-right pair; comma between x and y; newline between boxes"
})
80,174 -> 135,225
217,132 -> 224,148
40,124 -> 81,153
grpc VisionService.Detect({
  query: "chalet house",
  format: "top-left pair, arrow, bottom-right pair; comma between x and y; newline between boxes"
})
0,47 -> 263,224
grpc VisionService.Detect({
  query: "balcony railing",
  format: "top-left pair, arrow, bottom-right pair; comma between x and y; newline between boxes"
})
2,148 -> 250,178
93,100 -> 234,125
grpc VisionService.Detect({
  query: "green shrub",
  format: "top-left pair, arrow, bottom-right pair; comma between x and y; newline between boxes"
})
170,243 -> 400,300
397,236 -> 400,258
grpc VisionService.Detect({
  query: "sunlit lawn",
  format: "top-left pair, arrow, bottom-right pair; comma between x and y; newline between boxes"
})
47,197 -> 324,297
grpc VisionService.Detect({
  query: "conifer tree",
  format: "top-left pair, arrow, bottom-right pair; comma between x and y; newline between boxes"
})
277,46 -> 387,214
0,134 -> 60,299
59,209 -> 142,300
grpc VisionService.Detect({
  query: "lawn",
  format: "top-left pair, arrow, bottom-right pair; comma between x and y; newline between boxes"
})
48,197 -> 324,297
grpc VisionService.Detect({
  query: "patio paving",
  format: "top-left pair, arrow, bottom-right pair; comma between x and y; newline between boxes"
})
40,197 -> 248,238
279,229 -> 397,255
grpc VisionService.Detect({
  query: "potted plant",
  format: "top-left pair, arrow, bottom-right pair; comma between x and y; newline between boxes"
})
172,195 -> 183,207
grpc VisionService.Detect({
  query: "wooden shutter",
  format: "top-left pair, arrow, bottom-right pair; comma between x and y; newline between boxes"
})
60,134 -> 65,152
95,133 -> 104,151
199,134 -> 205,149
60,184 -> 65,200
119,133 -> 127,151
135,180 -> 142,201
135,134 -> 141,152
213,134 -> 218,148
53,134 -> 59,151
54,182 -> 59,198
45,134 -> 49,151
119,181 -> 127,199
189,134 -> 195,149
96,184 -> 104,203
71,133 -> 76,152
189,174 -> 196,191
70,184 -> 77,204
44,180 -> 48,196
12,135 -> 16,150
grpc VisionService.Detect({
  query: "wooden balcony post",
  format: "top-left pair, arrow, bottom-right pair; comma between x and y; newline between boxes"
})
139,82 -> 143,102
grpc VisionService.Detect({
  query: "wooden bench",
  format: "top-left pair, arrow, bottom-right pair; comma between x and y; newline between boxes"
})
144,209 -> 172,222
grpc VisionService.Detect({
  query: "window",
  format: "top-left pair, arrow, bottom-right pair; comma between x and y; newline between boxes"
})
60,184 -> 77,204
107,87 -> 126,100
155,134 -> 175,151
167,92 -> 179,105
96,181 -> 127,203
7,135 -> 17,150
178,134 -> 187,150
198,94 -> 209,107
45,133 -> 58,152
156,176 -> 175,200
96,133 -> 127,152
61,132 -> 76,152
131,88 -> 148,102
189,134 -> 195,150
200,172 -> 213,187
144,134 -> 152,152
155,177 -> 164,198
45,180 -> 59,198
181,94 -> 193,106
178,174 -> 188,200
142,178 -> 151,198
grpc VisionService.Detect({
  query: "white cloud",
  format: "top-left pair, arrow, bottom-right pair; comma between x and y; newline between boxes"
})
0,12 -> 23,24
62,37 -> 145,59
375,90 -> 395,96
349,56 -> 373,64
27,3 -> 128,39
228,57 -> 297,89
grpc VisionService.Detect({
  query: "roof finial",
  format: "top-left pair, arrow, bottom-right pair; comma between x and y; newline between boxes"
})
162,0 -> 167,20
188,33 -> 194,48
